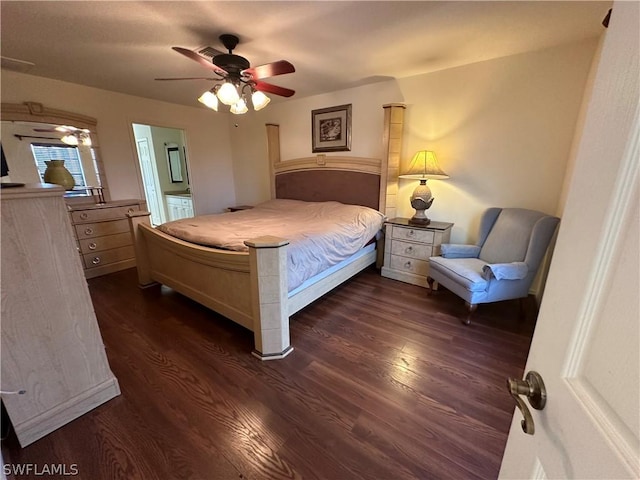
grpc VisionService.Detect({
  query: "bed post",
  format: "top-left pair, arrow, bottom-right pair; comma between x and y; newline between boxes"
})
245,235 -> 293,360
127,211 -> 155,287
380,103 -> 406,220
266,123 -> 280,199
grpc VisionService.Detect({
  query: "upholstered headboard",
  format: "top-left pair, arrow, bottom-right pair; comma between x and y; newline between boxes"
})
266,124 -> 385,211
274,157 -> 381,210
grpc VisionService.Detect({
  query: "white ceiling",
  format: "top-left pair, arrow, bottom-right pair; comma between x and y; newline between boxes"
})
1,1 -> 611,109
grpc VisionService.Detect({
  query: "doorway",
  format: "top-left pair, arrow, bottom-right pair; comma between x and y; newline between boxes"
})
131,123 -> 190,226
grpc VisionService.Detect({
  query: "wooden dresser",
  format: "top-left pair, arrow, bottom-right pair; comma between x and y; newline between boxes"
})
381,218 -> 454,288
68,199 -> 146,279
0,183 -> 120,446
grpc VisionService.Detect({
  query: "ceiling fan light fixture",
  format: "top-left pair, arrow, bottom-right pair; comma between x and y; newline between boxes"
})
217,81 -> 240,106
198,89 -> 219,111
230,97 -> 248,115
61,134 -> 79,146
251,90 -> 271,111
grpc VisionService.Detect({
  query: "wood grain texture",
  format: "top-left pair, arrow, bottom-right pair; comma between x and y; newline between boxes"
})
0,185 -> 119,447
2,266 -> 536,479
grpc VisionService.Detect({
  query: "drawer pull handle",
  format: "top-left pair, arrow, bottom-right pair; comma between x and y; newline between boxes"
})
84,228 -> 94,235
80,212 -> 89,220
127,208 -> 134,214
404,261 -> 412,268
405,246 -> 413,253
92,257 -> 101,265
88,242 -> 97,250
408,230 -> 415,236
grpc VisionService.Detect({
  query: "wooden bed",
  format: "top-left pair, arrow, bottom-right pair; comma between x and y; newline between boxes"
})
128,123 -> 390,360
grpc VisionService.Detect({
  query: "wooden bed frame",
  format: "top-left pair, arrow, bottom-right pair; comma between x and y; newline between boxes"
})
128,123 -> 390,360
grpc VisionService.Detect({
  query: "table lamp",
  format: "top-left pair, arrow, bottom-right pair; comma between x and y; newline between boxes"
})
399,150 -> 449,225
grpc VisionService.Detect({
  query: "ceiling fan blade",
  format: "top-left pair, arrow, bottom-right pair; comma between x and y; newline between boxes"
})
172,47 -> 228,75
243,60 -> 295,80
155,77 -> 219,81
254,81 -> 295,98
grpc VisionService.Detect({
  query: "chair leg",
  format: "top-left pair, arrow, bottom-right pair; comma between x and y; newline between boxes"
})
464,302 -> 477,325
518,297 -> 527,322
426,276 -> 435,294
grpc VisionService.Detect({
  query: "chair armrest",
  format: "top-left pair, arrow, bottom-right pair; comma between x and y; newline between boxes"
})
482,262 -> 529,280
441,244 -> 481,259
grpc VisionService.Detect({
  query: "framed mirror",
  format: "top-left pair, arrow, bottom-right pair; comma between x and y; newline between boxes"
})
166,145 -> 183,183
0,102 -> 109,204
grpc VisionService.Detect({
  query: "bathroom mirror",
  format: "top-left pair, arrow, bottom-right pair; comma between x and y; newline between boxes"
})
166,145 -> 183,183
0,101 -> 109,204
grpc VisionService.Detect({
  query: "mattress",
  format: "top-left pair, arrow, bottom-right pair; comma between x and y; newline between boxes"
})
157,199 -> 386,291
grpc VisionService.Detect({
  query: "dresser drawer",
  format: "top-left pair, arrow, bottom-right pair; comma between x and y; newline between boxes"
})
82,245 -> 135,269
390,239 -> 433,260
78,232 -> 132,254
389,254 -> 429,277
71,204 -> 140,223
391,225 -> 434,244
75,219 -> 129,239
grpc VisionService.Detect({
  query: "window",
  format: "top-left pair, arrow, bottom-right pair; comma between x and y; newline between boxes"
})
30,143 -> 87,190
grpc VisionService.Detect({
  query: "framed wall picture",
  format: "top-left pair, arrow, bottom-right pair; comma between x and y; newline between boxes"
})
311,104 -> 352,153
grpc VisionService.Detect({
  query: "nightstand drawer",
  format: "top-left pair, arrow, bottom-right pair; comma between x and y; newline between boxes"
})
390,254 -> 429,276
75,219 -> 129,239
392,225 -> 434,244
71,205 -> 140,223
391,239 -> 433,260
78,232 -> 132,254
83,245 -> 135,269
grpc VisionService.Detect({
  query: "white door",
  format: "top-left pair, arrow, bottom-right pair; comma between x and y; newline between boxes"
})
500,3 -> 639,479
135,138 -> 165,226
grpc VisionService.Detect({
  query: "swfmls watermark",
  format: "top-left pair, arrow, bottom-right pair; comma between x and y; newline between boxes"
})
3,463 -> 79,476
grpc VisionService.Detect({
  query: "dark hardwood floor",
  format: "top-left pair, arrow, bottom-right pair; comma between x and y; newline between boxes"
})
2,267 -> 537,480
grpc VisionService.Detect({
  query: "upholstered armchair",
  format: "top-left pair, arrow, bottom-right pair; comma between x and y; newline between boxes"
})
427,208 -> 560,324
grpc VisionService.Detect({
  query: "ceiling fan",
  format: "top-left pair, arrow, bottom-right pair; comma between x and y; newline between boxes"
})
156,34 -> 295,114
33,125 -> 92,146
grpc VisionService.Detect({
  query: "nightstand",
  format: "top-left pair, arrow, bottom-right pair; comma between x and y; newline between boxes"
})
381,218 -> 453,288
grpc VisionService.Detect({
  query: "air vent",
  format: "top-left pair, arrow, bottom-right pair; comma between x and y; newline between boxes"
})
196,46 -> 224,60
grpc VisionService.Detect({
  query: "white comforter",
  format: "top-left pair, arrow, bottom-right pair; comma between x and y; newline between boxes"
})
157,199 -> 385,291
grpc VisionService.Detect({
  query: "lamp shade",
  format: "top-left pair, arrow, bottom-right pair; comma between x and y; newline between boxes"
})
399,150 -> 449,180
61,134 -> 79,146
198,90 -> 219,111
230,97 -> 248,115
217,81 -> 240,106
251,90 -> 271,111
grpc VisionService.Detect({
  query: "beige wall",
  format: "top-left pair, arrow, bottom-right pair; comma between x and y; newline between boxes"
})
149,125 -> 188,194
397,39 -> 599,242
231,39 -> 599,243
1,70 -> 236,215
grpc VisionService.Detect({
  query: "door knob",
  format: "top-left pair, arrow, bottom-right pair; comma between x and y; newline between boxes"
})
507,370 -> 546,435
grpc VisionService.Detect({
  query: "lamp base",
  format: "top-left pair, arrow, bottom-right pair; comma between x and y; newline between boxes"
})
409,180 -> 434,225
409,215 -> 431,226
